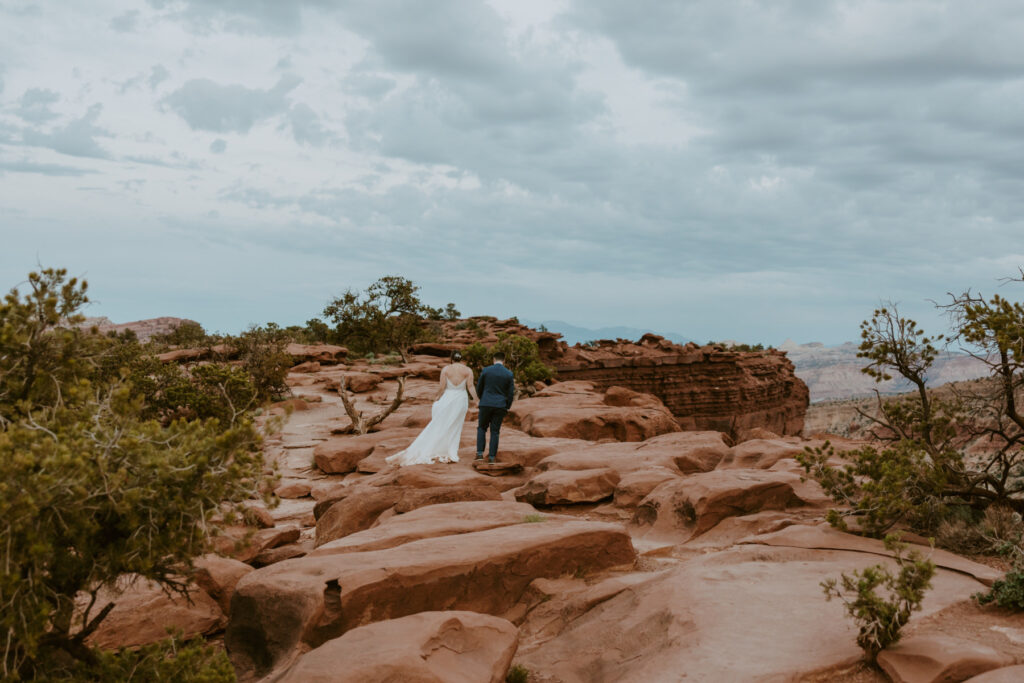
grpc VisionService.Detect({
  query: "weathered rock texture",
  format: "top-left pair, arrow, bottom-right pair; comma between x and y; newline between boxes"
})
540,334 -> 808,439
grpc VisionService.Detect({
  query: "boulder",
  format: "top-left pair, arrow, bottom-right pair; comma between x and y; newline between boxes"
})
286,343 -> 348,363
613,467 -> 678,508
313,435 -> 377,474
315,487 -> 403,545
226,520 -> 636,677
290,360 -> 321,373
192,555 -> 254,615
535,431 -> 729,478
312,501 -> 544,556
878,634 -> 1014,683
85,576 -> 225,649
212,525 -> 302,563
243,503 -> 276,529
393,485 -> 502,513
252,541 -> 313,568
279,611 -> 518,683
341,372 -> 382,393
274,480 -> 312,499
718,438 -> 804,469
515,468 -> 620,506
635,469 -> 813,537
507,382 -> 681,442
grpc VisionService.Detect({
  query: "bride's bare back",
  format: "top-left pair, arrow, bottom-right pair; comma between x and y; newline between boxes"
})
437,361 -> 478,401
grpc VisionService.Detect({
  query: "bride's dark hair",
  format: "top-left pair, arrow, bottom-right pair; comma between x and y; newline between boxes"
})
451,350 -> 463,362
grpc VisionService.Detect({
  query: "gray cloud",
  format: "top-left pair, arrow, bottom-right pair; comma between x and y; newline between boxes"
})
147,0 -> 330,35
162,74 -> 301,133
15,88 -> 60,123
0,158 -> 93,176
21,104 -> 111,158
209,138 -> 226,153
110,10 -> 139,32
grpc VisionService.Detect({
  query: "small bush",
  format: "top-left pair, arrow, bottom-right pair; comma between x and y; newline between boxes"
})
936,505 -> 1023,558
523,513 -> 546,523
975,569 -> 1024,610
822,534 -> 936,662
506,663 -> 530,683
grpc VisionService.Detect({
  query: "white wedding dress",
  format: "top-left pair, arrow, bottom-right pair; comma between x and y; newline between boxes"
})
385,379 -> 468,466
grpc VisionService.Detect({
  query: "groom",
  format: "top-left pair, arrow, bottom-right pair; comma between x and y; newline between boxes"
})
476,352 -> 515,463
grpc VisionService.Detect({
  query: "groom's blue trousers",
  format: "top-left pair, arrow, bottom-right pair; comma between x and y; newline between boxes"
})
476,406 -> 507,461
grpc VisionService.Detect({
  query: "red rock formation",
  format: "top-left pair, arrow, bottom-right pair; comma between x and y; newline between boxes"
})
539,334 -> 808,439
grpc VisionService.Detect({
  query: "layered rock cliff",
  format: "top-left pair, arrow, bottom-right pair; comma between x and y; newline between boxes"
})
425,319 -> 809,439
539,334 -> 808,439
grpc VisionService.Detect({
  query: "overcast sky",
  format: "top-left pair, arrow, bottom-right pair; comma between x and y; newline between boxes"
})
2,0 -> 1023,345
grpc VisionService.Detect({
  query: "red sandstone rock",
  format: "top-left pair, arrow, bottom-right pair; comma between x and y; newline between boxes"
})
192,555 -> 253,615
274,480 -> 312,498
279,611 -> 519,683
613,467 -> 679,507
156,348 -> 205,363
718,438 -> 805,469
315,487 -> 403,545
313,436 -> 377,474
85,576 -> 225,649
226,520 -> 636,677
290,360 -> 320,373
966,666 -> 1024,682
286,343 -> 348,363
878,634 -> 1014,683
514,468 -> 620,505
252,540 -> 313,568
243,503 -> 276,528
508,382 -> 681,441
635,469 -> 814,537
392,485 -> 502,513
538,335 -> 808,439
515,543 -> 987,682
312,501 -> 544,556
341,371 -> 382,393
535,431 -> 729,477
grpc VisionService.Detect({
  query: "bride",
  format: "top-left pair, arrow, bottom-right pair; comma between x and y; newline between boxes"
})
386,351 -> 477,466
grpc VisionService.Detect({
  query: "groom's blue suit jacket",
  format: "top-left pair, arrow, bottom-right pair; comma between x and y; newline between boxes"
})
477,363 -> 515,409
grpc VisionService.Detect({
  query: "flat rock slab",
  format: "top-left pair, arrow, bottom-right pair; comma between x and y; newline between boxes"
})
311,501 -> 545,556
226,520 -> 635,678
278,611 -> 518,683
473,461 -> 525,476
740,524 -> 1002,586
878,634 -> 1014,683
718,438 -> 805,469
518,544 -> 990,682
636,469 -> 816,537
966,665 -> 1024,682
515,467 -> 620,505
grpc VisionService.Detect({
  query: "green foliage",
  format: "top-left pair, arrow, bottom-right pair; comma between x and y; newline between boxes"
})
150,320 -> 211,349
936,505 -> 1024,558
975,568 -> 1024,610
232,323 -> 292,402
797,440 -> 952,537
506,663 -> 531,683
0,267 -> 270,679
522,513 -> 546,523
37,630 -> 235,682
822,535 -> 936,662
709,341 -> 766,351
321,276 -> 439,356
463,333 -> 555,389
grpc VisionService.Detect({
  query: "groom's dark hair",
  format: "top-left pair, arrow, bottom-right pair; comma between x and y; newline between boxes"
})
493,352 -> 506,362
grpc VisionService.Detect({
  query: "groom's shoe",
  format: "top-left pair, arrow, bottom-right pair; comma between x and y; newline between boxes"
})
475,453 -> 484,460
487,455 -> 496,464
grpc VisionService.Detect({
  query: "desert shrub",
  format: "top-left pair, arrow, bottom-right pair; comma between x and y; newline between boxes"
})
796,440 -> 951,537
822,535 -> 936,662
150,320 -> 211,349
975,569 -> 1024,610
232,323 -> 292,401
463,333 -> 555,390
506,663 -> 530,683
937,505 -> 1024,558
0,267 -> 269,679
523,513 -> 546,523
37,630 -> 235,682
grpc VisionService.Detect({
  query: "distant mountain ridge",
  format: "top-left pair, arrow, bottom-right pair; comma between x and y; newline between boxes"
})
521,319 -> 694,346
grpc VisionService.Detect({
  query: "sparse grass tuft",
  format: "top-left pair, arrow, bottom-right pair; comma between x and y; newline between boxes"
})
523,513 -> 546,523
506,663 -> 530,683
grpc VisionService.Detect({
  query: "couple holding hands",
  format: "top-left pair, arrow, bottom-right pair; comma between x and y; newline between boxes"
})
386,351 -> 514,467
